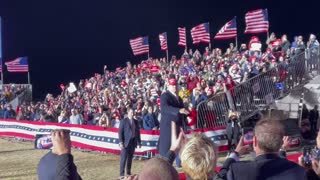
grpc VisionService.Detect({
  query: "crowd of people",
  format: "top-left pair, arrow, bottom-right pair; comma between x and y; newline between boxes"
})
38,116 -> 320,180
2,33 -> 319,131
0,84 -> 28,119
33,32 -> 320,180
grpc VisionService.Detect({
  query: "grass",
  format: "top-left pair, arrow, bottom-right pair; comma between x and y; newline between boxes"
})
0,138 -> 144,180
0,137 -> 300,180
0,137 -> 230,180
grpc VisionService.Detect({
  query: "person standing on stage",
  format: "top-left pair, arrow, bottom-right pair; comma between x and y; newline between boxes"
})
118,107 -> 141,177
158,78 -> 189,157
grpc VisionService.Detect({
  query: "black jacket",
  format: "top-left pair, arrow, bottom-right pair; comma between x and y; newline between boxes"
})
55,154 -> 82,180
226,118 -> 241,142
118,117 -> 141,148
218,153 -> 306,180
158,91 -> 184,156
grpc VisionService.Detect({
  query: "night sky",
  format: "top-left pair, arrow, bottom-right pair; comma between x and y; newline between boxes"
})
0,0 -> 319,100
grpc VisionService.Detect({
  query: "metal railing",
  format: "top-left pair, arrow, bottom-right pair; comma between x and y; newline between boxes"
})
197,47 -> 319,129
7,84 -> 32,110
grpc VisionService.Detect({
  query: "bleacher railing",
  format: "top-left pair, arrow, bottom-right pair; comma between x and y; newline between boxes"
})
197,47 -> 320,129
7,84 -> 32,110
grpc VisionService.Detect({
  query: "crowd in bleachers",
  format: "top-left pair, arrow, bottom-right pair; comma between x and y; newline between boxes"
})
3,33 -> 319,130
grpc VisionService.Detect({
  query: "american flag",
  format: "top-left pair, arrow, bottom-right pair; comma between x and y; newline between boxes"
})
178,27 -> 186,47
245,9 -> 269,34
159,32 -> 168,51
191,23 -> 210,44
129,36 -> 149,56
5,57 -> 29,72
214,17 -> 237,40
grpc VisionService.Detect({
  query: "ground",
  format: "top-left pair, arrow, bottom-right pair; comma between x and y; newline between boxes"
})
0,137 -> 230,180
0,137 -> 301,180
0,138 -> 145,180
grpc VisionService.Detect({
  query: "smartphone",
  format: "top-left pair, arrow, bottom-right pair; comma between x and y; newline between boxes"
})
303,147 -> 312,167
35,129 -> 70,149
242,127 -> 254,145
35,134 -> 53,149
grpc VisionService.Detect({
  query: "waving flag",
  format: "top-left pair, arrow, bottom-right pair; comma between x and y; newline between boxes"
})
5,57 -> 29,72
178,27 -> 186,47
129,36 -> 149,56
245,9 -> 269,34
159,32 -> 168,51
191,23 -> 210,44
214,17 -> 237,40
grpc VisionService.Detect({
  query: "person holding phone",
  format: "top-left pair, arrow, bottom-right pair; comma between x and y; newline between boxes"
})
37,129 -> 81,180
226,111 -> 241,152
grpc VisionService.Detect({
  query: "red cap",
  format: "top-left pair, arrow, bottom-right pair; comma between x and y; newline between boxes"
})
249,56 -> 257,62
251,36 -> 259,42
157,98 -> 161,106
168,78 -> 177,86
121,81 -> 127,87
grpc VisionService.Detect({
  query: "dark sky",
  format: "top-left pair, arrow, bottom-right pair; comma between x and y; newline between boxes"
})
0,0 -> 319,100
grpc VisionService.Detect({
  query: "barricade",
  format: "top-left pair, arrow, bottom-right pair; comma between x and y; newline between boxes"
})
0,119 -> 230,156
197,47 -> 320,128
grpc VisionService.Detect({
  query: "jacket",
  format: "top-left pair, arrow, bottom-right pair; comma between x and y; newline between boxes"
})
218,153 -> 306,180
158,91 -> 184,156
143,113 -> 159,130
118,117 -> 141,148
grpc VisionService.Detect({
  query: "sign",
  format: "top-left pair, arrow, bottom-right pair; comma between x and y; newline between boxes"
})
67,82 -> 77,93
250,42 -> 262,51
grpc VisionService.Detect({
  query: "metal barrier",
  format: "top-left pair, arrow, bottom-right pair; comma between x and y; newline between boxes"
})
196,92 -> 230,128
7,84 -> 32,110
197,47 -> 320,128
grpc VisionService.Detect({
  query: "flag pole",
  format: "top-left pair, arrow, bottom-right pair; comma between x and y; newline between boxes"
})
209,22 -> 212,50
166,49 -> 169,62
235,16 -> 238,50
235,36 -> 238,50
148,52 -> 150,59
27,71 -> 30,84
185,27 -> 188,52
166,34 -> 169,62
0,17 -> 3,84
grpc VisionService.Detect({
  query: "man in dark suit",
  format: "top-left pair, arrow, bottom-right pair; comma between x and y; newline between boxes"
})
158,78 -> 189,157
226,111 -> 241,152
218,119 -> 306,180
118,108 -> 141,177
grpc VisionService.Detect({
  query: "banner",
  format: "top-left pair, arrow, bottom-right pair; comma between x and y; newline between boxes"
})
0,119 -> 228,155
